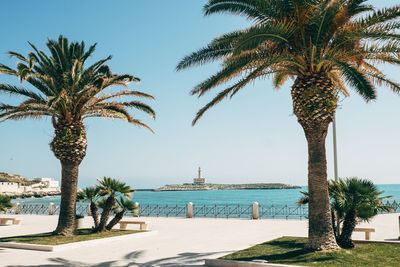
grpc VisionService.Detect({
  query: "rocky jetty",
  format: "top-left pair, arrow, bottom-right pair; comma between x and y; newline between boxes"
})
155,183 -> 301,191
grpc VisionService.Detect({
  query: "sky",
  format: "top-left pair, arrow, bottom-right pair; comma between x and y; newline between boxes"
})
0,0 -> 399,188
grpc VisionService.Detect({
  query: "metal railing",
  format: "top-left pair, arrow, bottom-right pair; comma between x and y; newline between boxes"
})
259,205 -> 309,220
6,200 -> 400,219
193,204 -> 252,218
136,204 -> 187,217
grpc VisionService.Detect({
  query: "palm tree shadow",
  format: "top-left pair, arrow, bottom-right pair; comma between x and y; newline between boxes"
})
6,250 -> 228,267
231,239 -> 334,264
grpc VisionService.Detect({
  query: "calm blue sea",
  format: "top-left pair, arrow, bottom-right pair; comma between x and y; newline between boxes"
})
11,184 -> 400,207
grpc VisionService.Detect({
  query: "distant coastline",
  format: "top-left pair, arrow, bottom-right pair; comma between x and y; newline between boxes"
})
154,183 -> 301,191
0,172 -> 61,199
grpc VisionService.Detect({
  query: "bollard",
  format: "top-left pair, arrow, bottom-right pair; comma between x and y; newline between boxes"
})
88,204 -> 92,216
49,202 -> 54,215
15,203 -> 20,214
134,202 -> 140,217
252,202 -> 259,220
187,202 -> 193,218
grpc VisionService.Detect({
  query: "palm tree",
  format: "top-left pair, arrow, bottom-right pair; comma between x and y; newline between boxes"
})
177,0 -> 400,250
106,197 -> 137,230
0,194 -> 12,213
77,187 -> 101,228
330,178 -> 392,248
298,178 -> 392,248
96,177 -> 133,232
0,36 -> 155,235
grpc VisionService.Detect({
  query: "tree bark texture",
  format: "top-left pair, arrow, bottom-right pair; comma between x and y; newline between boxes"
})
338,208 -> 357,248
90,201 -> 100,229
51,120 -> 87,235
97,196 -> 116,232
291,73 -> 340,251
304,128 -> 339,250
106,210 -> 125,231
54,161 -> 80,235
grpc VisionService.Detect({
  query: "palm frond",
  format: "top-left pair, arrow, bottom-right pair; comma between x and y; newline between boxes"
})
176,30 -> 243,70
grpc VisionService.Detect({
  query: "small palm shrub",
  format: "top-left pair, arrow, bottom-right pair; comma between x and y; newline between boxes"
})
0,194 -> 12,213
298,177 -> 392,248
77,177 -> 137,232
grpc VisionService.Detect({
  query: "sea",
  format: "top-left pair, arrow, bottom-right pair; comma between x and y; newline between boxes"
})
11,184 -> 400,207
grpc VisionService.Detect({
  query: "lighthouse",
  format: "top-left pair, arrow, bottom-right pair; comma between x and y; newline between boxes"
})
193,167 -> 206,185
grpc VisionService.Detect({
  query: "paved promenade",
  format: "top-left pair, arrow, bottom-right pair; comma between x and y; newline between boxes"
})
0,213 -> 399,266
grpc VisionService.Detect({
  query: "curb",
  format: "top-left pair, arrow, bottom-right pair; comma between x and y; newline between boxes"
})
0,230 -> 158,252
204,259 -> 301,267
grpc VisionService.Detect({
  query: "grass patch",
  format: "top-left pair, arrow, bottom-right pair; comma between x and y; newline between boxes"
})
221,237 -> 400,267
0,228 -> 142,245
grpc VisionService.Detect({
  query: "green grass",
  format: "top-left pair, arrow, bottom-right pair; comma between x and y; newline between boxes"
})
0,228 -> 142,245
221,237 -> 400,267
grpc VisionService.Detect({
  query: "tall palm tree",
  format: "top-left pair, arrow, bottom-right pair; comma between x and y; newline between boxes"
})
177,0 -> 400,250
0,36 -> 155,235
96,177 -> 133,232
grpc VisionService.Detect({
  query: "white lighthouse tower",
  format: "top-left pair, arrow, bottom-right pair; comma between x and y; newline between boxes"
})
193,167 -> 206,185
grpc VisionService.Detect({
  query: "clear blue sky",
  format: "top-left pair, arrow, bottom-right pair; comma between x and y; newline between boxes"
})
0,0 -> 399,188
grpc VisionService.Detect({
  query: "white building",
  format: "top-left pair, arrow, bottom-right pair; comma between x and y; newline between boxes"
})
33,177 -> 59,188
0,181 -> 22,194
0,177 -> 60,195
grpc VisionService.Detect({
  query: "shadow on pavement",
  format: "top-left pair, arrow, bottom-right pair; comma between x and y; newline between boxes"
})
6,250 -> 229,267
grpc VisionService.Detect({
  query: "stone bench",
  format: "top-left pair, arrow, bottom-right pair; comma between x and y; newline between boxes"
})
354,228 -> 375,240
0,217 -> 20,226
118,221 -> 148,230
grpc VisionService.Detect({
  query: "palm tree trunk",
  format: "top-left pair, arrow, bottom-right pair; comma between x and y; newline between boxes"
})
304,127 -> 339,250
90,201 -> 99,228
337,208 -> 357,248
54,161 -> 80,236
106,210 -> 125,231
291,73 -> 340,251
51,120 -> 87,236
97,196 -> 115,232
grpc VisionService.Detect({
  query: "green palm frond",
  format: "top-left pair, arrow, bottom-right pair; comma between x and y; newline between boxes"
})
97,177 -> 134,198
176,30 -> 243,70
77,187 -> 100,202
178,0 -> 400,125
0,35 -> 155,132
232,23 -> 292,55
204,0 -> 270,22
355,5 -> 400,29
0,194 -> 13,212
333,60 -> 376,100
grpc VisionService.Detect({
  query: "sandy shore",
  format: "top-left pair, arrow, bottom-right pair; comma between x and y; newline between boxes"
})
0,213 -> 399,266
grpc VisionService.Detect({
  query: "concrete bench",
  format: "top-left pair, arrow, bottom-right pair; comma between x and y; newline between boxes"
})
354,228 -> 375,240
0,218 -> 21,226
118,221 -> 148,230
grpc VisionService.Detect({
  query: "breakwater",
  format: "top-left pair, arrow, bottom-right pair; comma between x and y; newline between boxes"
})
155,183 -> 300,191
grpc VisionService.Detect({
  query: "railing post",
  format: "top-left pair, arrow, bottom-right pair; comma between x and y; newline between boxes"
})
87,204 -> 92,216
187,202 -> 193,218
398,215 -> 400,240
252,202 -> 259,219
49,202 -> 54,215
15,203 -> 20,214
134,202 -> 140,217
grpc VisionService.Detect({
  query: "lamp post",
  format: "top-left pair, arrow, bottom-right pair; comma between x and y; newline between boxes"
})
332,114 -> 340,236
333,115 -> 338,182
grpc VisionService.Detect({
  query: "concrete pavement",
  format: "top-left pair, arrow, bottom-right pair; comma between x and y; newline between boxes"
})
0,213 -> 398,266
